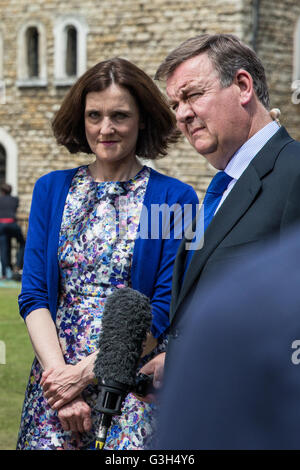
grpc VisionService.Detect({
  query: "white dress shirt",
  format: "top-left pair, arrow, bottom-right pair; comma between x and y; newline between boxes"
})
215,120 -> 280,214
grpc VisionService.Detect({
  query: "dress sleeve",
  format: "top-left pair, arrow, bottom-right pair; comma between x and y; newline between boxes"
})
18,177 -> 50,320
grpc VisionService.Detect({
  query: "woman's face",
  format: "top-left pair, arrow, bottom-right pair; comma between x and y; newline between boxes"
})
84,84 -> 142,165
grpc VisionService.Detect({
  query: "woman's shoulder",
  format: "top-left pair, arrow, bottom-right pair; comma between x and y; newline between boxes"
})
148,167 -> 198,196
34,166 -> 81,188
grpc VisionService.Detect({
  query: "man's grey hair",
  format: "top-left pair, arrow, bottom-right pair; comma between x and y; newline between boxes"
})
155,34 -> 270,109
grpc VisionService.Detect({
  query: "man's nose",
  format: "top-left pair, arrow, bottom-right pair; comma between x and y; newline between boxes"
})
176,101 -> 195,124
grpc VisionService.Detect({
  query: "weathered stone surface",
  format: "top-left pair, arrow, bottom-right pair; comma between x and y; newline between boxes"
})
0,0 -> 299,216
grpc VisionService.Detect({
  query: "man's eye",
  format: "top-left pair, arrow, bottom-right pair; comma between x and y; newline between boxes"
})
171,103 -> 178,112
187,93 -> 203,102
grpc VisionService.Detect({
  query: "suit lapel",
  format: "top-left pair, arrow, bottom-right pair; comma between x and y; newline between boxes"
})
170,235 -> 189,316
171,126 -> 293,323
170,201 -> 205,316
172,165 -> 261,320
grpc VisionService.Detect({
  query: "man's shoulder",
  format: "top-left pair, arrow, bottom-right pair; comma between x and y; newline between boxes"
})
273,126 -> 300,154
282,137 -> 300,153
256,126 -> 300,172
276,136 -> 300,168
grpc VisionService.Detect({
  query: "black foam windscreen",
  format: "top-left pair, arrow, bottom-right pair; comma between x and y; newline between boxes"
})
93,287 -> 152,389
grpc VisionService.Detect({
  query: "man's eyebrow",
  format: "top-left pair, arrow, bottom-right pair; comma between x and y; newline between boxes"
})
168,98 -> 178,107
168,88 -> 188,105
181,82 -> 204,95
167,89 -> 191,108
167,81 -> 204,107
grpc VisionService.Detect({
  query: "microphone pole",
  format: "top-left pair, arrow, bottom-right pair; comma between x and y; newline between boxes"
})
95,379 -> 129,450
93,287 -> 153,450
94,374 -> 155,449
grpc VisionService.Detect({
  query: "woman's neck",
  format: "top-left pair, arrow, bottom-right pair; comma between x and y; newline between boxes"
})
88,157 -> 143,182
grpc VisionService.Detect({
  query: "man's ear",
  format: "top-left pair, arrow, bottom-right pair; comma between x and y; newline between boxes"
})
234,69 -> 253,106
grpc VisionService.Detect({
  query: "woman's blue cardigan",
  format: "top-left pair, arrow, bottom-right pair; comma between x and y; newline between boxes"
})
18,167 -> 198,338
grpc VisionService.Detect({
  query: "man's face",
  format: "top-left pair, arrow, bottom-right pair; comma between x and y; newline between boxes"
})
166,53 -> 248,169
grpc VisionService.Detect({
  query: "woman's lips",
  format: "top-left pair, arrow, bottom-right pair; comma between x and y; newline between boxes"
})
99,141 -> 119,146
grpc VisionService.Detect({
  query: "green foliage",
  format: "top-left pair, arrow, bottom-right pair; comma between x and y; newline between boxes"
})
0,287 -> 33,450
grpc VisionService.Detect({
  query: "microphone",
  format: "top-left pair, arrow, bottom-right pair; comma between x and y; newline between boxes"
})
93,287 -> 152,450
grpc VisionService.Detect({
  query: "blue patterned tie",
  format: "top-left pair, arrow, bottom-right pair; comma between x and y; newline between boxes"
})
203,171 -> 233,231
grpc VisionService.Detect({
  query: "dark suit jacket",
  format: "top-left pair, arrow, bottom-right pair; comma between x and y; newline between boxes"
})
156,226 -> 300,449
0,194 -> 18,219
169,126 -> 300,339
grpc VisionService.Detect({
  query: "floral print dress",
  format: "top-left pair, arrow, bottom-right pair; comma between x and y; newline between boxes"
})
17,165 -> 160,450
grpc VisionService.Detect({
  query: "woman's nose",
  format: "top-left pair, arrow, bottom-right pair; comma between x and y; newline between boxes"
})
100,117 -> 115,135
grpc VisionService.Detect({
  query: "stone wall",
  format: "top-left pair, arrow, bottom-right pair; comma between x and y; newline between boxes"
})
242,0 -> 300,141
0,0 -> 299,217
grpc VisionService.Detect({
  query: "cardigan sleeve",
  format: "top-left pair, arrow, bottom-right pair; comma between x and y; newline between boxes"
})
18,176 -> 50,320
148,184 -> 199,338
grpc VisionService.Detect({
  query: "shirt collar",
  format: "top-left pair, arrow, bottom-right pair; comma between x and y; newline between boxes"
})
225,121 -> 280,180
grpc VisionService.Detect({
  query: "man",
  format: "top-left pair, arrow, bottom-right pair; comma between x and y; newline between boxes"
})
140,33 -> 300,393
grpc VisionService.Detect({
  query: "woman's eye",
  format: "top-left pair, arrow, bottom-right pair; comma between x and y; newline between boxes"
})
114,112 -> 128,120
88,111 -> 99,119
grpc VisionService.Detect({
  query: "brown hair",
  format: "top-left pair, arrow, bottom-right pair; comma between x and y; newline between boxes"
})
155,34 -> 270,109
52,58 -> 179,159
0,183 -> 12,195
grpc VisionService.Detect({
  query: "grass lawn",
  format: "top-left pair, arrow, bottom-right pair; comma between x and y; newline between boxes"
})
0,285 -> 34,450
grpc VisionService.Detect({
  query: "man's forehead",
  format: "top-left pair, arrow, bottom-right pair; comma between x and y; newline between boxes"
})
166,53 -> 215,97
166,76 -> 205,99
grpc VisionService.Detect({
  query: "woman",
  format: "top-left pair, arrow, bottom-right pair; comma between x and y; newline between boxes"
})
17,58 -> 198,450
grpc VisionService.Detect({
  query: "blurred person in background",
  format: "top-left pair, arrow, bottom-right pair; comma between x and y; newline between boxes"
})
0,183 -> 25,280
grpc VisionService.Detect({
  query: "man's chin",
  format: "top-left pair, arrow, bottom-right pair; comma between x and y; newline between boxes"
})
195,147 -> 226,170
191,141 -> 218,161
189,134 -> 214,153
